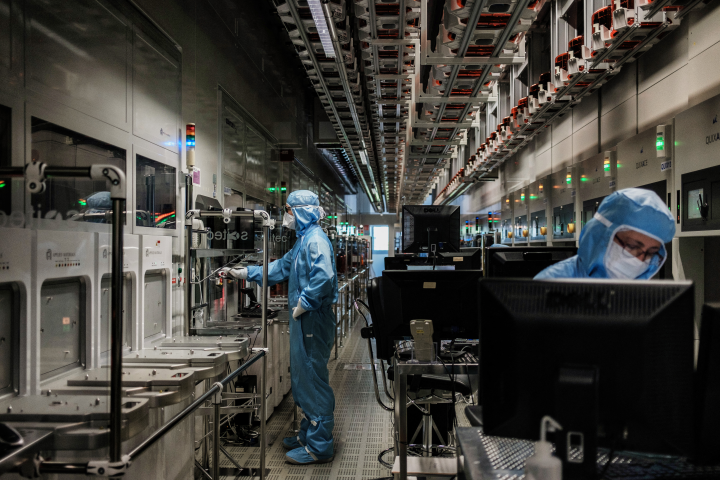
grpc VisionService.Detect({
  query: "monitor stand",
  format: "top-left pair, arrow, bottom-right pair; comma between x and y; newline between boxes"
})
555,366 -> 599,480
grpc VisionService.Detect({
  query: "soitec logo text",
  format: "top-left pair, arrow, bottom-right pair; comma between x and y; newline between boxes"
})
206,229 -> 248,241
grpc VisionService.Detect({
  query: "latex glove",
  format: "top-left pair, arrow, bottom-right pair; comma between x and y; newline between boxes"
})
292,299 -> 307,320
219,267 -> 248,280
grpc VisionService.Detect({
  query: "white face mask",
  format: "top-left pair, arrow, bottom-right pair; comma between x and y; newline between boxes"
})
282,212 -> 296,230
604,240 -> 651,279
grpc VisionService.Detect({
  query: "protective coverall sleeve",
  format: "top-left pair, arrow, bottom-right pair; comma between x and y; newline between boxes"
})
246,248 -> 293,287
534,256 -> 581,279
298,239 -> 335,311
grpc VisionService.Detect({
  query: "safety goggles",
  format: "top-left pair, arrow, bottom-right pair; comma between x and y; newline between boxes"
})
614,231 -> 663,263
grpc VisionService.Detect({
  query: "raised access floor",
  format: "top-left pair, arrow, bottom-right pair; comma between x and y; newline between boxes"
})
214,313 -> 472,479
217,316 -> 396,479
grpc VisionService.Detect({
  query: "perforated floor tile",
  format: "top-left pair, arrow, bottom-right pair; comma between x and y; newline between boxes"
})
210,286 -> 473,480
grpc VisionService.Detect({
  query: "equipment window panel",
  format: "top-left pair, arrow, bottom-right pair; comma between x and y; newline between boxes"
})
30,117 -> 127,224
687,188 -> 704,220
0,104 -> 10,215
136,155 -> 176,228
530,210 -> 547,240
0,284 -> 17,394
143,272 -> 165,338
40,279 -> 85,378
245,127 -> 266,189
221,104 -> 246,181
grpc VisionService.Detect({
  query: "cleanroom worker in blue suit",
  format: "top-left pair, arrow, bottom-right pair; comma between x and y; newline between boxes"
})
221,190 -> 338,465
535,188 -> 675,280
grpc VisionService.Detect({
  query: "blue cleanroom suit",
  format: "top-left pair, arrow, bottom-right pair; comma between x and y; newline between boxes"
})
246,190 -> 338,464
535,188 -> 675,279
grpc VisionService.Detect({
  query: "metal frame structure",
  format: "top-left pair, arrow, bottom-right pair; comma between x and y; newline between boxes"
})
0,162 -> 128,471
433,0 -> 712,206
275,0 -> 384,212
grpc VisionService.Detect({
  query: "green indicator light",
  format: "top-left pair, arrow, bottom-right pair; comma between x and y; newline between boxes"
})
78,199 -> 87,206
281,187 -> 287,191
268,187 -> 276,192
580,177 -> 588,182
0,181 -> 5,188
656,139 -> 664,150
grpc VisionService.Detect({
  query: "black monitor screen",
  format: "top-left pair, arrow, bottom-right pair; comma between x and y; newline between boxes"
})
486,246 -> 577,278
480,278 -> 695,464
402,205 -> 460,253
373,270 -> 481,360
384,248 -> 481,271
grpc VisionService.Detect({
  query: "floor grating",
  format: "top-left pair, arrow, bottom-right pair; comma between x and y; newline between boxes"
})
202,291 -> 473,480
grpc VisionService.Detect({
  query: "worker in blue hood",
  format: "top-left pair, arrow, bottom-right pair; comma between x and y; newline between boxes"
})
221,190 -> 338,465
535,188 -> 675,280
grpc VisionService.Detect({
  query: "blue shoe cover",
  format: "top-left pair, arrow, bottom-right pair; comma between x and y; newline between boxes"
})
285,446 -> 334,465
282,436 -> 305,450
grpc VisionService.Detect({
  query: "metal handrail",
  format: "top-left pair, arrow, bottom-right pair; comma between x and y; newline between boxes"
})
38,350 -> 267,476
128,351 -> 266,459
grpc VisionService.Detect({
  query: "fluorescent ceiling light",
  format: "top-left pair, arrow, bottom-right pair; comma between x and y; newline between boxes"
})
308,0 -> 335,58
359,150 -> 369,165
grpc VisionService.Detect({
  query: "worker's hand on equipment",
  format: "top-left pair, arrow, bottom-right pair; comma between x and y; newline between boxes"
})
219,267 -> 248,280
292,300 -> 307,320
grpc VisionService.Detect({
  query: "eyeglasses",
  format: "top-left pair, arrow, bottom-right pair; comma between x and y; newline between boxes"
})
614,233 -> 663,262
285,205 -> 292,214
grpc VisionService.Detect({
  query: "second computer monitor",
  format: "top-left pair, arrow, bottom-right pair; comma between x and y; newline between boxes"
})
374,270 -> 482,360
383,248 -> 482,271
402,205 -> 460,253
485,246 -> 577,278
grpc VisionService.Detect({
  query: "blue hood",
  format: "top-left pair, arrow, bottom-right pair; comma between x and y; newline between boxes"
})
288,190 -> 322,235
577,188 -> 675,279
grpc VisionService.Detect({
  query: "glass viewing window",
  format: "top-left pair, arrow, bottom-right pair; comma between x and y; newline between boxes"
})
136,155 -> 176,228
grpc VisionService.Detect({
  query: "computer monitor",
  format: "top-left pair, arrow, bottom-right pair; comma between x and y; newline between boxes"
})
439,247 -> 482,270
383,253 -> 420,271
383,248 -> 482,271
372,270 -> 481,360
480,278 -> 695,478
402,205 -> 460,254
695,303 -> 720,465
485,246 -> 577,278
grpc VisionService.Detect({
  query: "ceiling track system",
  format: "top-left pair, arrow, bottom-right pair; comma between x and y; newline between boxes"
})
412,0 -> 536,207
276,0 -> 386,212
276,0 -> 711,211
433,0 -> 712,206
